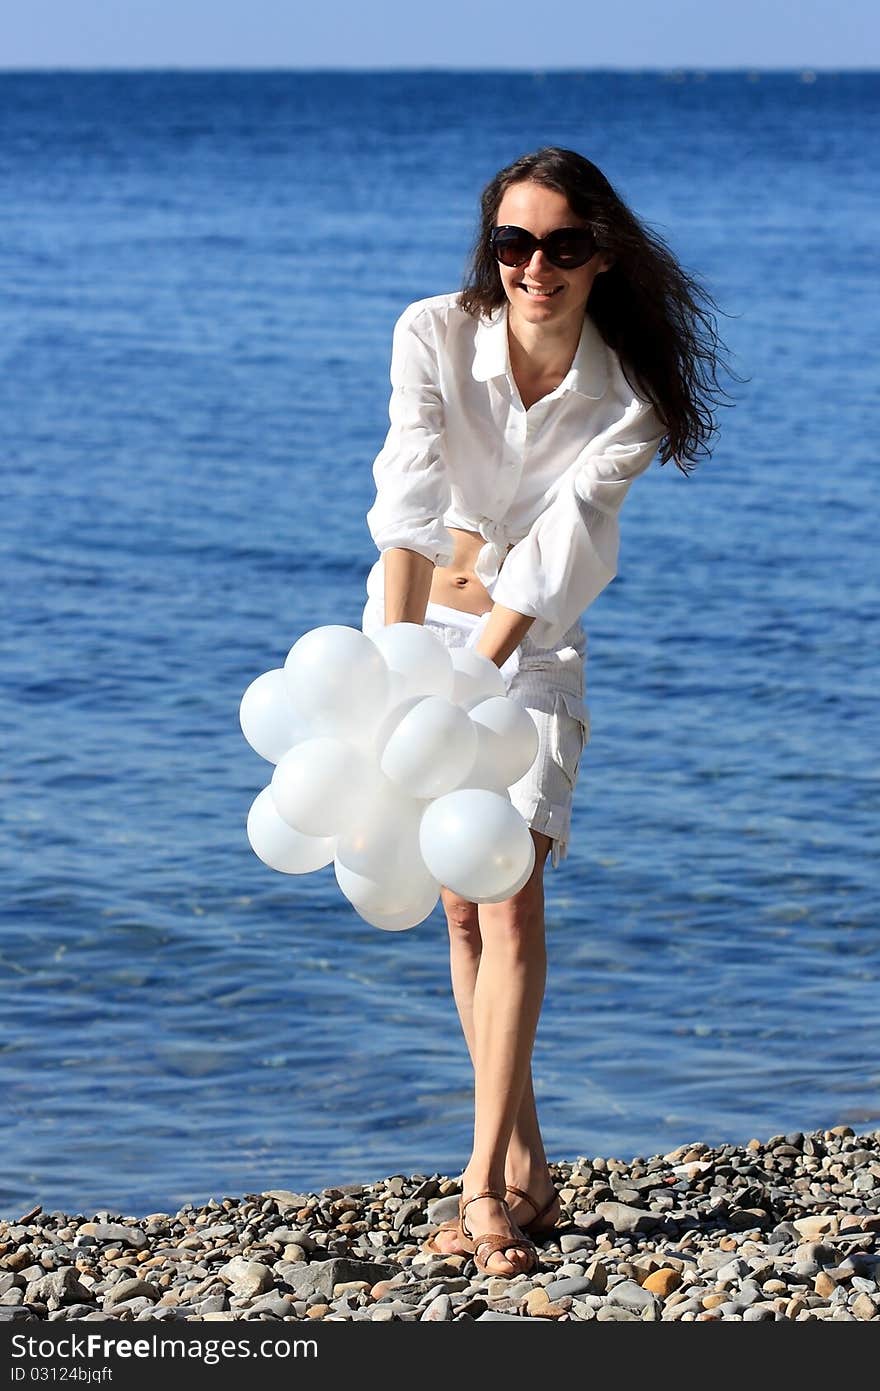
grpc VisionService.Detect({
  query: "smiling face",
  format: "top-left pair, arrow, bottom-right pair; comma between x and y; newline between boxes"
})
494,180 -> 612,334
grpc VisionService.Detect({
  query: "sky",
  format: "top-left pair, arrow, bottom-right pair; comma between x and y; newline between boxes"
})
0,0 -> 877,70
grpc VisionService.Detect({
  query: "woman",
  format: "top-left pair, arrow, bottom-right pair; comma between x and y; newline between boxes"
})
361,147 -> 728,1277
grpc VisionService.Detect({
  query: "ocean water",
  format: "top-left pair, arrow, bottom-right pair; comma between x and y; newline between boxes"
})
1,71 -> 877,1219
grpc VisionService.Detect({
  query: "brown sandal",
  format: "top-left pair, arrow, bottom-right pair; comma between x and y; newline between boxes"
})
422,1216 -> 466,1256
457,1188 -> 538,1276
505,1183 -> 562,1236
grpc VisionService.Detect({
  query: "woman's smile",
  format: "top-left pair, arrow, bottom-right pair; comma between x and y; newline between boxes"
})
518,283 -> 564,299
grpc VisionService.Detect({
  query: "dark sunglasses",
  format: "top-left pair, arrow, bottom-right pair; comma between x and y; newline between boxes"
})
490,224 -> 597,270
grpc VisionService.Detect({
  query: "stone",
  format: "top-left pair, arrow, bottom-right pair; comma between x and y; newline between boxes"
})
559,1234 -> 595,1255
716,1258 -> 751,1283
607,1279 -> 658,1313
762,1279 -> 788,1295
595,1202 -> 661,1235
262,1191 -> 313,1210
194,1296 -> 228,1314
523,1287 -> 550,1315
420,1294 -> 452,1321
742,1303 -> 776,1321
280,1258 -> 397,1301
596,1303 -> 640,1320
792,1215 -> 839,1240
543,1276 -> 596,1301
476,1310 -> 548,1321
794,1241 -> 837,1265
642,1268 -> 682,1298
370,1275 -> 408,1299
107,1297 -> 154,1316
78,1224 -> 147,1250
852,1294 -> 877,1320
533,1302 -> 569,1319
24,1269 -> 91,1306
243,1293 -> 294,1316
103,1280 -> 159,1310
216,1259 -> 274,1299
332,1281 -> 371,1297
4,1251 -> 33,1272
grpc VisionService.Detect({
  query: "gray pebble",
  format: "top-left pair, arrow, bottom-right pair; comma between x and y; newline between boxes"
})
595,1202 -> 662,1235
475,1310 -> 549,1321
543,1276 -> 596,1301
607,1279 -> 658,1313
716,1257 -> 751,1282
420,1293 -> 452,1321
103,1279 -> 159,1310
596,1304 -> 641,1320
559,1234 -> 595,1255
82,1223 -> 147,1250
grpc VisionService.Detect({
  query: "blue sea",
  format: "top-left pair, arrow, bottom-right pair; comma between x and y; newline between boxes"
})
1,71 -> 878,1219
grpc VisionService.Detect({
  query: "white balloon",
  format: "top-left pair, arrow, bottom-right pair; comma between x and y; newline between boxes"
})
468,697 -> 540,788
335,777 -> 427,881
475,848 -> 536,902
449,647 -> 506,710
247,787 -> 336,873
380,696 -> 478,799
335,778 -> 439,920
371,695 -> 426,760
453,733 -> 511,794
385,668 -> 408,711
419,788 -> 536,903
351,876 -> 442,932
335,854 -> 439,918
370,622 -> 454,701
239,668 -> 309,764
283,625 -> 390,747
270,737 -> 380,838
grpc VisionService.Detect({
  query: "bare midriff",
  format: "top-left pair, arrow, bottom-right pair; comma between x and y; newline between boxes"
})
428,528 -> 504,617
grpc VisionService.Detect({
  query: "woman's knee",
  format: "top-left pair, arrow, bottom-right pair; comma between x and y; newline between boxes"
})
477,831 -> 553,939
440,831 -> 553,940
441,886 -> 480,941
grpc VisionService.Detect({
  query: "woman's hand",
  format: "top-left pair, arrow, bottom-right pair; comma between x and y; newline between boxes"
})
467,604 -> 534,683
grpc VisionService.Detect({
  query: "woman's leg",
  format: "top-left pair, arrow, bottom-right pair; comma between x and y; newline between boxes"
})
431,829 -> 555,1272
442,850 -> 560,1226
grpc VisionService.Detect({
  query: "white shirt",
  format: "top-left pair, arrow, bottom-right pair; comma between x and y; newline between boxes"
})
365,291 -> 666,650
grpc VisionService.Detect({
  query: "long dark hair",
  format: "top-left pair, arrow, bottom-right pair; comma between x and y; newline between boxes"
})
459,147 -> 735,474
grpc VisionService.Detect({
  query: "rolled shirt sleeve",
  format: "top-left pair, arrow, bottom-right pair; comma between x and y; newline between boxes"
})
490,396 -> 667,649
365,304 -> 455,568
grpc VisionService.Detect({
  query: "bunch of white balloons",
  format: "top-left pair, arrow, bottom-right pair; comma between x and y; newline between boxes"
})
240,623 -> 540,931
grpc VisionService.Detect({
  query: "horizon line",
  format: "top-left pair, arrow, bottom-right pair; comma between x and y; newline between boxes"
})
0,64 -> 877,75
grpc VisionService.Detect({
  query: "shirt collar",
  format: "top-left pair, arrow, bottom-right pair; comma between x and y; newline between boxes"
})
471,302 -> 608,399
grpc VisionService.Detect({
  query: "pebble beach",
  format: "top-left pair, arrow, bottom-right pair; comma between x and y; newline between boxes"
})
2,1126 -> 878,1323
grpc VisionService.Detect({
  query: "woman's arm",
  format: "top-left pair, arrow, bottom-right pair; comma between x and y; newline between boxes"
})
366,304 -> 454,614
473,603 -> 535,670
383,547 -> 435,625
489,396 -> 667,650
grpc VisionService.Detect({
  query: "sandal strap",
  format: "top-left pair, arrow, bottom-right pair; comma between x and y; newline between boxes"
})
506,1184 -> 559,1226
472,1231 -> 537,1273
474,1232 -> 536,1259
459,1189 -> 507,1241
